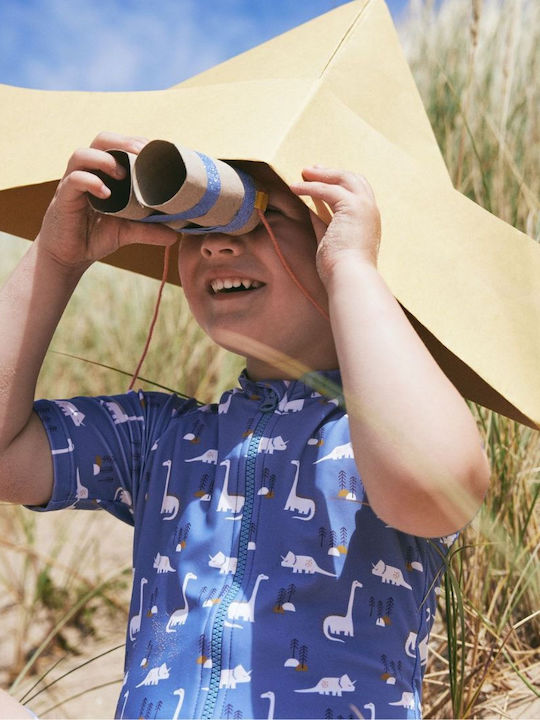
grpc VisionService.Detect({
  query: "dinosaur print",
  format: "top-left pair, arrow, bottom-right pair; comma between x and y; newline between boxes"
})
172,688 -> 185,720
284,460 -> 315,521
257,435 -> 288,454
135,662 -> 170,687
36,374 -> 449,719
218,389 -> 239,414
104,400 -> 143,424
166,572 -> 197,632
185,449 -> 218,464
371,560 -> 412,590
440,532 -> 459,547
217,459 -> 244,516
129,577 -> 148,642
389,691 -> 416,710
281,551 -> 337,577
153,553 -> 176,574
75,468 -> 88,501
208,551 -> 237,575
363,703 -> 376,720
260,691 -> 275,720
219,664 -> 252,689
227,573 -> 268,623
54,400 -> 85,426
276,395 -> 304,413
51,438 -> 74,455
160,460 -> 179,521
405,631 -> 429,665
295,673 -> 356,696
313,442 -> 353,463
323,580 -> 363,642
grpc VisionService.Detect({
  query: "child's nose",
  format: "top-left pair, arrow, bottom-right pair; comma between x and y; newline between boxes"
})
200,233 -> 245,258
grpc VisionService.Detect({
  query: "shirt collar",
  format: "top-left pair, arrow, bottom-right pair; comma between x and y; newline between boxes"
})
237,368 -> 343,403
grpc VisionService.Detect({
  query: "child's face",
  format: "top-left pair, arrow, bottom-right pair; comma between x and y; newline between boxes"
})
177,164 -> 338,379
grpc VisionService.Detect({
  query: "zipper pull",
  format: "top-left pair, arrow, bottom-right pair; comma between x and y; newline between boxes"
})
259,387 -> 279,413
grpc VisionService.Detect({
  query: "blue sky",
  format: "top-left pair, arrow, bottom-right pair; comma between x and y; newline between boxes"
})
0,0 -> 417,91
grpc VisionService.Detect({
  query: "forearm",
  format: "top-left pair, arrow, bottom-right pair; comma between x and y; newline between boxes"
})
328,258 -> 490,536
0,240 -> 84,450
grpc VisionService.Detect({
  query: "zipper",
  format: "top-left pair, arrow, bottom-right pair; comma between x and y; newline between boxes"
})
201,386 -> 278,720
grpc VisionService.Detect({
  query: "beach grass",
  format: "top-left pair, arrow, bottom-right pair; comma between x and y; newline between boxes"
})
401,0 -> 539,716
0,0 -> 538,716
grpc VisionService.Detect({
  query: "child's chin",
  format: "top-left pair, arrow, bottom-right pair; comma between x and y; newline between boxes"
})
208,326 -> 249,355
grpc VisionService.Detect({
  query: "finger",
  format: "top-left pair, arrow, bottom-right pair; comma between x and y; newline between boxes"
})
301,166 -> 374,197
60,169 -> 113,202
289,179 -> 347,209
90,131 -> 149,153
65,147 -> 127,180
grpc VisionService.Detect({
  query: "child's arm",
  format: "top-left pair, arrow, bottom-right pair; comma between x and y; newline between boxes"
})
290,167 -> 490,537
0,133 -> 177,506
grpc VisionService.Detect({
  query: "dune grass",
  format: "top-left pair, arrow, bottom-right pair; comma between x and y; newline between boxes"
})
401,0 -> 539,716
0,0 -> 538,716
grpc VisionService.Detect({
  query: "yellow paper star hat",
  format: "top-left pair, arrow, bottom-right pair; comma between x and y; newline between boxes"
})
0,0 -> 539,428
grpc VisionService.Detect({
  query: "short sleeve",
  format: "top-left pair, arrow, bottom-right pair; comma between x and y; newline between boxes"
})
31,390 -> 193,525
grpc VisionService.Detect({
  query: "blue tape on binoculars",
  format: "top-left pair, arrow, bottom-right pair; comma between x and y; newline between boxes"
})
140,153 -> 258,234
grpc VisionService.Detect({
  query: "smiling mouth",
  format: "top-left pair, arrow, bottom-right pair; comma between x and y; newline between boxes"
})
209,278 -> 265,295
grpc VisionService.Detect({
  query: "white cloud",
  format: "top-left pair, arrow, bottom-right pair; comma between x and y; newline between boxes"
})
0,0 -> 321,90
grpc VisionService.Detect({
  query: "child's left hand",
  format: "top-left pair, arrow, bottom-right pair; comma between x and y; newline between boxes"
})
289,166 -> 381,286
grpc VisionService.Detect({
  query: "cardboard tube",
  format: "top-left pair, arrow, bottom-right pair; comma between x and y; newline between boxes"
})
88,150 -> 151,220
133,140 -> 261,234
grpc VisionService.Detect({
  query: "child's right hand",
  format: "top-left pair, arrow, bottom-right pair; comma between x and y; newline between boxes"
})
35,132 -> 178,275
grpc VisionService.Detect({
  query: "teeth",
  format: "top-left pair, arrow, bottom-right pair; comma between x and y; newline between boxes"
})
210,278 -> 262,294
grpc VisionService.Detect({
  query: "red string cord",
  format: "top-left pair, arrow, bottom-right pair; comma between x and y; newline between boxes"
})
257,208 -> 330,322
128,243 -> 171,391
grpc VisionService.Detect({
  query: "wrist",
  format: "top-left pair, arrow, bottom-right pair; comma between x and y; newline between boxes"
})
33,236 -> 91,286
318,249 -> 380,293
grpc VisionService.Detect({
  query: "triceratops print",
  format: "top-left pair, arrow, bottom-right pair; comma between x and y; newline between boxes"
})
257,435 -> 288,454
295,673 -> 356,696
371,560 -> 412,590
281,551 -> 336,577
135,662 -> 170,687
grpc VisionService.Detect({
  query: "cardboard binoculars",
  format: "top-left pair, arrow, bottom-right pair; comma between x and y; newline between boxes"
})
89,140 -> 268,235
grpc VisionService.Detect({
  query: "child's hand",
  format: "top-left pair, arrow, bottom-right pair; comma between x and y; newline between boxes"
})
36,132 -> 177,275
289,166 -> 381,286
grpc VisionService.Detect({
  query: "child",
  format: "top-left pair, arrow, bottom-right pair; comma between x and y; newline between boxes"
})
0,132 -> 489,719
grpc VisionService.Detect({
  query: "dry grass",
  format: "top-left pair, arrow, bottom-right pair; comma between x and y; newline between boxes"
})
400,0 -> 540,716
0,0 -> 539,716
